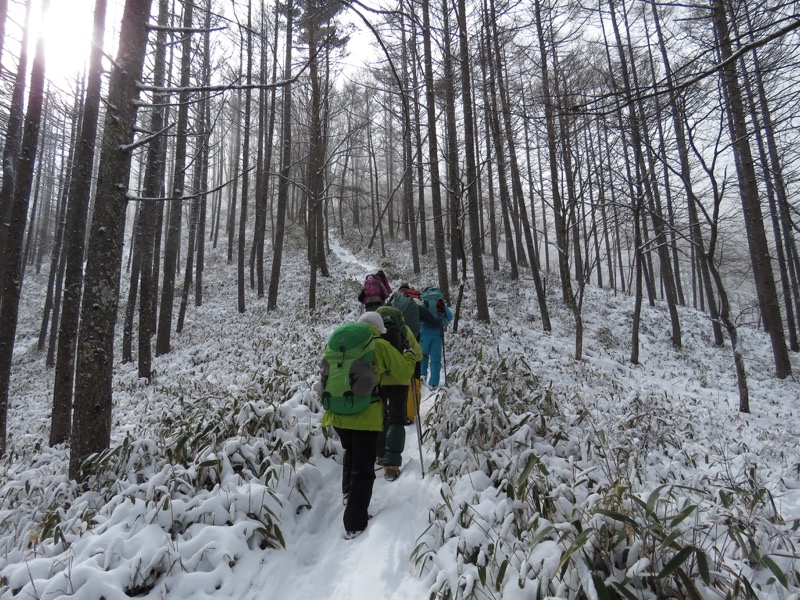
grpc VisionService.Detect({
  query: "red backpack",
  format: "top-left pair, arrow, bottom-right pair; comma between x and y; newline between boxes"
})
362,275 -> 386,305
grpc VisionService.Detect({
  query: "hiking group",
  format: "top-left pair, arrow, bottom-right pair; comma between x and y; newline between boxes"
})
317,270 -> 452,539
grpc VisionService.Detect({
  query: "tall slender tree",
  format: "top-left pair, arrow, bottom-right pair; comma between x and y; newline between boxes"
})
136,0 -> 169,381
267,0 -> 294,311
50,0 -> 107,446
0,0 -> 33,291
710,0 -> 790,378
156,0 -> 194,354
238,1 -> 253,313
455,0 -> 490,321
420,0 -> 450,300
70,0 -> 153,479
0,0 -> 50,456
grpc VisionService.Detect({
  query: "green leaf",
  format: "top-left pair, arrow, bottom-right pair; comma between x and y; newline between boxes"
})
613,581 -> 640,600
557,528 -> 594,576
516,454 -> 539,488
478,565 -> 486,587
273,525 -> 286,549
695,548 -> 710,586
661,529 -> 683,551
669,505 -> 698,528
676,567 -> 703,600
760,555 -> 789,588
657,547 -> 694,580
593,508 -> 638,528
530,525 -> 554,546
496,559 -> 508,592
591,573 -> 611,600
646,485 -> 668,516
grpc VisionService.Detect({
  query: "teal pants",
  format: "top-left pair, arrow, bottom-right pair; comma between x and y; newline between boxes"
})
420,327 -> 444,386
376,385 -> 408,467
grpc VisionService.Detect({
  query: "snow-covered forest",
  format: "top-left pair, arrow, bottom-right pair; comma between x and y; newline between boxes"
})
0,0 -> 799,597
1,233 -> 800,599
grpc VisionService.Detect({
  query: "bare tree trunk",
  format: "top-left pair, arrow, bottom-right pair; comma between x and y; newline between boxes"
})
252,2 -> 277,298
603,0 -> 646,364
534,1 -> 570,305
410,19 -> 427,260
156,0 -> 194,355
732,7 -> 799,352
650,2 -> 722,346
304,0 -> 323,310
195,0 -> 211,307
22,96 -> 50,274
711,0 -> 790,378
136,0 -> 169,381
420,0 -> 450,299
618,0 -> 681,349
69,0 -> 152,478
400,7 -> 419,274
0,0 -> 33,292
441,0 -> 462,285
0,0 -> 50,457
122,206 -> 142,363
0,0 -> 8,69
226,90 -> 241,264
456,0 -> 489,321
39,107 -> 75,352
42,89 -> 84,371
478,22 -> 499,273
194,0 -> 211,306
482,1 -> 517,279
267,0 -> 293,311
490,0 -> 549,329
238,2 -> 253,314
33,112 -> 59,276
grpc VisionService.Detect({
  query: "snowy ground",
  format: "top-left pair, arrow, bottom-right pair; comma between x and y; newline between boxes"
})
1,230 -> 799,599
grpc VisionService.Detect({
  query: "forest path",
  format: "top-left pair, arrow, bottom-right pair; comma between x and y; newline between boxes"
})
239,237 -> 438,599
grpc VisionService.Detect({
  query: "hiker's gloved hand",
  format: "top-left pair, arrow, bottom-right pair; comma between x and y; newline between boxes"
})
402,337 -> 411,352
403,348 -> 415,359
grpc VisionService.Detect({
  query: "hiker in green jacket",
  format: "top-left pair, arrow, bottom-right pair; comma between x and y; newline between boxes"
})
375,306 -> 422,481
322,311 -> 416,539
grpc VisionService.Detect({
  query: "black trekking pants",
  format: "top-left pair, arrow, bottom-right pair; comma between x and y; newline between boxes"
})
335,427 -> 379,532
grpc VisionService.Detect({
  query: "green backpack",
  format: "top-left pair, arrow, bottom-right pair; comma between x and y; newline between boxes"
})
320,322 -> 378,415
389,293 -> 420,339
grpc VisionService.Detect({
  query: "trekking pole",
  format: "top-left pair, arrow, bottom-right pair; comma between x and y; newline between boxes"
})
413,377 -> 425,478
441,328 -> 447,386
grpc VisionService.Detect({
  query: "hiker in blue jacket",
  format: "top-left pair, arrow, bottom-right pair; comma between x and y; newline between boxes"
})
419,289 -> 452,388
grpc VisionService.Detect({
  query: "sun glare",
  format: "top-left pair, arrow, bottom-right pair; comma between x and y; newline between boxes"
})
36,0 -> 94,85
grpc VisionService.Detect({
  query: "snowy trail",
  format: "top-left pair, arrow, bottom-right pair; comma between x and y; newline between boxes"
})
328,237 -> 380,282
241,392 -> 440,600
236,237 -> 439,599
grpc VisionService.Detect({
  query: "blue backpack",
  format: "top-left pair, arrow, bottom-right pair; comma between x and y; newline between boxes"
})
420,287 -> 446,328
